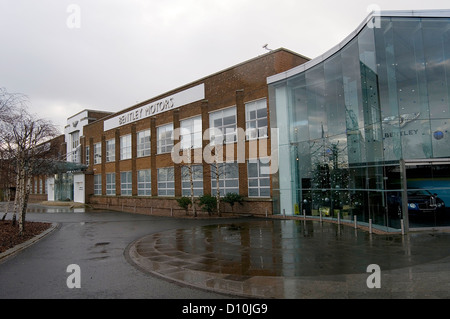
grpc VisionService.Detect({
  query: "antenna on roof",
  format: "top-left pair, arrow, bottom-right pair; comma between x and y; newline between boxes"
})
262,44 -> 273,52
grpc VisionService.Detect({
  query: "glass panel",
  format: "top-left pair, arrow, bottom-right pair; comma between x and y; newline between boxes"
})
260,188 -> 270,197
260,178 -> 270,187
431,119 -> 450,157
422,19 -> 450,119
406,163 -> 450,228
248,179 -> 258,187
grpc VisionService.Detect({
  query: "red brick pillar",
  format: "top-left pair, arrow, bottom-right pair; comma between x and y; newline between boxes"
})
101,134 -> 106,195
131,124 -> 137,196
150,117 -> 157,196
173,109 -> 181,197
201,100 -> 211,195
115,129 -> 121,196
236,90 -> 248,197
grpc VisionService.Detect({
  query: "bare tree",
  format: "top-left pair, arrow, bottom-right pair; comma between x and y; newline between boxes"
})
180,147 -> 197,217
0,88 -> 28,222
0,91 -> 59,234
211,147 -> 222,216
0,87 -> 28,123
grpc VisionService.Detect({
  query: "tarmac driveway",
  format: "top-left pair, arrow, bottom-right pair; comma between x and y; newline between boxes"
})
1,203 -> 450,300
0,204 -> 234,299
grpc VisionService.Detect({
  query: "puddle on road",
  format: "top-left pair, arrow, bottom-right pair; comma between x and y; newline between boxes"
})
136,219 -> 450,277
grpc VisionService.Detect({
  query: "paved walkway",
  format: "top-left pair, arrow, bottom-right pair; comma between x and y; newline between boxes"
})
127,219 -> 450,298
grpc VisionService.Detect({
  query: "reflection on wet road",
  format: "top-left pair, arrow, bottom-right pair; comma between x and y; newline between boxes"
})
128,219 -> 450,298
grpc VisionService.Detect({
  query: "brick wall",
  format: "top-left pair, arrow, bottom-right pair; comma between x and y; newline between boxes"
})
82,48 -> 309,216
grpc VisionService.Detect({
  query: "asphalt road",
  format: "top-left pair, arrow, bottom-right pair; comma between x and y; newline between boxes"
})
0,205 -> 237,299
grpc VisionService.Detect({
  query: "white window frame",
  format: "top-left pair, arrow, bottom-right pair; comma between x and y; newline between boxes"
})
120,171 -> 132,196
247,158 -> 271,198
180,116 -> 202,150
85,146 -> 90,165
157,123 -> 174,154
209,106 -> 237,145
120,134 -> 132,160
94,174 -> 102,195
137,129 -> 151,157
245,98 -> 268,140
94,142 -> 102,164
137,169 -> 151,196
157,167 -> 174,196
181,165 -> 203,197
106,139 -> 115,162
106,173 -> 116,196
210,162 -> 239,196
71,131 -> 80,149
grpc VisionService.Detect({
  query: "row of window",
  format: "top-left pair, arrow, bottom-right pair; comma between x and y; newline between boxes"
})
87,100 -> 268,165
93,159 -> 270,198
32,178 -> 47,194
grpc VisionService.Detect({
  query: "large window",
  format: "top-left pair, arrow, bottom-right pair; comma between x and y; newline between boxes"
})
247,158 -> 270,197
70,131 -> 80,163
85,146 -> 90,165
137,169 -> 151,196
94,174 -> 102,195
180,116 -> 202,149
94,142 -> 102,164
209,107 -> 237,144
121,171 -> 132,196
157,167 -> 174,196
181,165 -> 203,197
157,123 -> 174,154
211,162 -> 239,195
106,139 -> 115,162
71,131 -> 80,149
106,173 -> 115,196
120,135 -> 132,160
268,14 -> 450,231
246,99 -> 268,140
137,129 -> 151,157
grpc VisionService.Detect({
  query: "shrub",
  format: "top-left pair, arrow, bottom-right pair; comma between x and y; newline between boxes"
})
198,194 -> 217,216
222,192 -> 244,211
176,196 -> 192,215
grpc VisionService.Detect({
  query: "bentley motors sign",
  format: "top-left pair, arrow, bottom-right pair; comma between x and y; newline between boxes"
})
103,83 -> 205,131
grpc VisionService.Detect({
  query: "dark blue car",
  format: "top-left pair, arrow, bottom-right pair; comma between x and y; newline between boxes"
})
388,189 -> 446,217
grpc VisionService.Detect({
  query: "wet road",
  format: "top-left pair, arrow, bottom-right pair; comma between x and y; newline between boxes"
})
0,204 -> 235,299
1,203 -> 450,299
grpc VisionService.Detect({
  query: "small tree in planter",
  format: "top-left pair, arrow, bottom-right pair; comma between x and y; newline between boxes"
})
222,192 -> 244,213
198,194 -> 217,216
176,196 -> 192,216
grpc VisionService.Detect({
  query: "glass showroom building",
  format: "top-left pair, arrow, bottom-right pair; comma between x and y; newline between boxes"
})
268,10 -> 450,231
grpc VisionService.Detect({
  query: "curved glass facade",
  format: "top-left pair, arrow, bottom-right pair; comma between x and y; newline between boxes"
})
269,13 -> 450,231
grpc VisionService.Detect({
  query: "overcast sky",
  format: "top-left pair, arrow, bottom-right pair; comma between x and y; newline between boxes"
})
1,0 -> 449,133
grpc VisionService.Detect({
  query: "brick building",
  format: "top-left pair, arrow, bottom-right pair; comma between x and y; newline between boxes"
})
46,48 -> 309,216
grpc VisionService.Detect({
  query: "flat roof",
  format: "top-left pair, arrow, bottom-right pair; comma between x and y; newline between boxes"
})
267,9 -> 450,85
98,48 -> 309,123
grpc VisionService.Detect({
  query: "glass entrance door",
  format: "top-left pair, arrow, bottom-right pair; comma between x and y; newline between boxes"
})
405,160 -> 450,229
